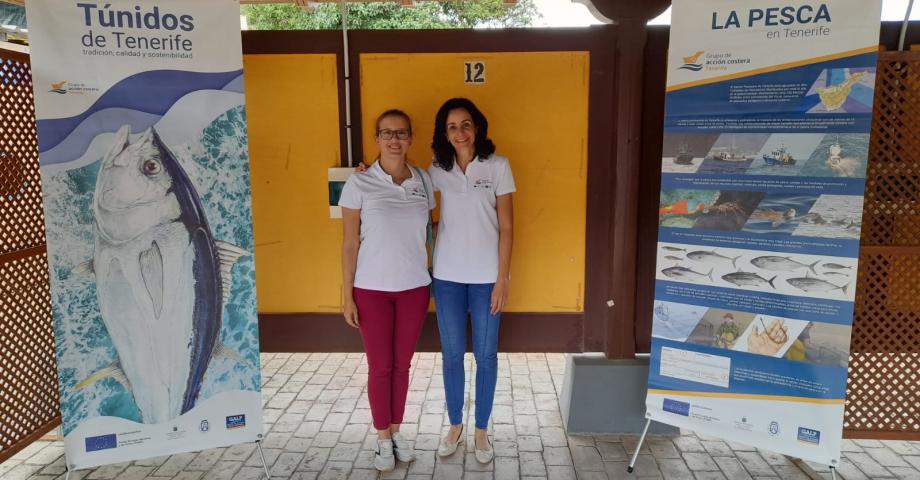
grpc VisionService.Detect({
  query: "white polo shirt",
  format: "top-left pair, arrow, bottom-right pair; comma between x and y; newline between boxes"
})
338,161 -> 435,292
429,154 -> 516,284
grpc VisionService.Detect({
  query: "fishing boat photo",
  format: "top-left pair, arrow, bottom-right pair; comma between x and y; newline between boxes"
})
762,145 -> 796,166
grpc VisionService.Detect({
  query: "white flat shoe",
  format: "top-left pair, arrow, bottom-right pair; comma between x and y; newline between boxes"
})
437,424 -> 464,457
474,437 -> 494,464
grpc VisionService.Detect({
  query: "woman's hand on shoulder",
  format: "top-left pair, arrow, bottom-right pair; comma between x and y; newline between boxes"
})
343,298 -> 360,328
355,162 -> 370,173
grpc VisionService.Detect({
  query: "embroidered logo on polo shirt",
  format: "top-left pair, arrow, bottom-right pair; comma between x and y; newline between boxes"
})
406,184 -> 427,199
472,178 -> 493,190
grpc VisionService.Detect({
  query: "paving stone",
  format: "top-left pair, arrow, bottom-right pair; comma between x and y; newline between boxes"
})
886,466 -> 920,480
11,441 -> 52,461
597,441 -> 629,462
769,465 -> 810,480
263,431 -> 293,449
24,445 -> 65,466
515,435 -> 541,452
323,413 -> 352,433
222,442 -> 258,461
514,415 -> 540,436
841,440 -> 865,453
433,463 -> 464,480
348,469 -> 379,480
758,450 -> 793,466
674,436 -> 706,453
86,462 -> 128,479
648,439 -> 680,459
539,427 -> 567,447
683,452 -> 719,471
692,472 -> 727,480
272,452 -> 305,477
318,461 -> 353,480
296,421 -> 325,439
542,447 -> 573,466
494,424 -> 517,443
865,447 -> 912,468
493,440 -> 518,457
571,446 -> 604,472
700,441 -> 733,457
714,456 -> 752,480
853,439 -> 885,448
329,443 -> 361,462
314,432 -> 343,448
170,472 -> 204,480
844,451 -> 893,477
519,451 -> 547,477
735,452 -> 776,477
657,458 -> 695,479
187,448 -> 223,470
154,453 -> 197,477
206,460 -> 244,480
300,447 -> 332,472
567,436 -> 595,447
246,447 -> 281,468
495,457 -> 519,480
288,436 -> 316,452
461,472 -> 491,480
410,450 -> 437,475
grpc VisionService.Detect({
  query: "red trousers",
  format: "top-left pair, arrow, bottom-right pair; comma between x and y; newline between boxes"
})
353,285 -> 429,430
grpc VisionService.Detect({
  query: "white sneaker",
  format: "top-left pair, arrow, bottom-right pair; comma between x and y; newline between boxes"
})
391,432 -> 415,463
437,424 -> 465,457
374,439 -> 396,472
474,436 -> 494,464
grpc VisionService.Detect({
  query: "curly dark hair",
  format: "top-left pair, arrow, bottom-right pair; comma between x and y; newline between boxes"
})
431,98 -> 496,171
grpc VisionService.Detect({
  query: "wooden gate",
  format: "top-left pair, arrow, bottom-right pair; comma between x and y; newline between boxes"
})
0,46 -> 60,463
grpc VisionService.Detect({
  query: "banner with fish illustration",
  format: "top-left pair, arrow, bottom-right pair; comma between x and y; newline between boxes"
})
26,0 -> 263,469
646,0 -> 881,466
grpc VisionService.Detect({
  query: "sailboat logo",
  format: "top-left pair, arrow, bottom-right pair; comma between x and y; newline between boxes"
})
679,51 -> 705,71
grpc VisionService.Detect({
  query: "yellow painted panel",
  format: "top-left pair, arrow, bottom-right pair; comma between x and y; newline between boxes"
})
244,54 -> 344,313
360,52 -> 589,312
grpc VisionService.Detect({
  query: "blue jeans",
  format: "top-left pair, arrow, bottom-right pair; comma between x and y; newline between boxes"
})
433,278 -> 500,430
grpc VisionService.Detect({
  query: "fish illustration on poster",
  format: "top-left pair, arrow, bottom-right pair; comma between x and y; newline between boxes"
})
646,0 -> 882,469
26,0 -> 263,470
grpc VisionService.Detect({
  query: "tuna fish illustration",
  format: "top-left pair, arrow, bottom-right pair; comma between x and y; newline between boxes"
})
664,255 -> 683,261
661,266 -> 713,282
662,246 -> 686,252
687,250 -> 741,268
750,256 -> 819,275
822,263 -> 852,270
786,274 -> 849,295
721,271 -> 777,289
825,271 -> 850,279
73,126 -> 247,424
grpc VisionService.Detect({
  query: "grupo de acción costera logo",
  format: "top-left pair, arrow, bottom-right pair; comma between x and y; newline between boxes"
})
76,3 -> 197,59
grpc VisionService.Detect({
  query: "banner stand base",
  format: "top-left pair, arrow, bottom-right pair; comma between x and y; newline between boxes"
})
626,417 -> 653,473
790,456 -> 837,480
257,439 -> 272,479
626,418 -> 838,479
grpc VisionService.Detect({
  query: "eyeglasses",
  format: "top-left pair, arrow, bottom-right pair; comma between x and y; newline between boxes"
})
378,129 -> 411,140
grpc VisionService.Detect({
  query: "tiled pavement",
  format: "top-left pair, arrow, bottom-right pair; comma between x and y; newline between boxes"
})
3,352 -> 920,480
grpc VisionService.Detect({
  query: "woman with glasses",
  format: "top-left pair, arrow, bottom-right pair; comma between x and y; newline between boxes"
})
430,98 -> 515,464
338,109 -> 434,472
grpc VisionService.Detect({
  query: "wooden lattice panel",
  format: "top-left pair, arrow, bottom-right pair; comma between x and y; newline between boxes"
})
0,253 -> 60,459
846,50 -> 920,440
0,48 -> 60,463
0,53 -> 46,255
861,52 -> 920,246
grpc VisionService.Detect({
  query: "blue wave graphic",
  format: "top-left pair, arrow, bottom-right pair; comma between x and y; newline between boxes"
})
680,64 -> 703,71
40,109 -> 161,167
37,69 -> 243,153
